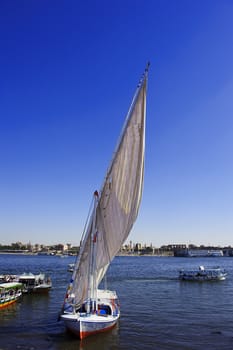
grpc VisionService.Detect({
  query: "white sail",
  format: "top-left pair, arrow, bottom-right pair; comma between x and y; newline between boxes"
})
66,68 -> 148,309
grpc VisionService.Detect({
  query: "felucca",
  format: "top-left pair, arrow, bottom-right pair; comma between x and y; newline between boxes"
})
59,64 -> 149,339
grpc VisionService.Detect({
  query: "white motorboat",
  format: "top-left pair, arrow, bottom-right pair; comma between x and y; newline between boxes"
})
18,272 -> 52,293
179,265 -> 227,281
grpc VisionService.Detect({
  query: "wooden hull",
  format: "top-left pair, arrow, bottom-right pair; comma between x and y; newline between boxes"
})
0,298 -> 18,309
62,313 -> 119,339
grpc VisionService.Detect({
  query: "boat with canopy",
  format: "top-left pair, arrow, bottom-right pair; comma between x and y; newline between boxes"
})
0,282 -> 23,309
179,266 -> 227,281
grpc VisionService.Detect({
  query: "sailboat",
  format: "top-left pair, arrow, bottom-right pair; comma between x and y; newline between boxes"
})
59,64 -> 149,339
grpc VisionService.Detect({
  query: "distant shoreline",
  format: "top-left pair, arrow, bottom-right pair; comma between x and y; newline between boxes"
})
0,251 -> 173,257
0,251 -> 231,258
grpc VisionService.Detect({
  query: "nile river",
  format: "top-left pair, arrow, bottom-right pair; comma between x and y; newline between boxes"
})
0,254 -> 233,349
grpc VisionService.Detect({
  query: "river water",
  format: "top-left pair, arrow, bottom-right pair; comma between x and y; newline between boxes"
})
0,254 -> 233,350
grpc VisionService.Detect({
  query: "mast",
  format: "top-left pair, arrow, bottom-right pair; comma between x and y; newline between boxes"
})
86,190 -> 99,314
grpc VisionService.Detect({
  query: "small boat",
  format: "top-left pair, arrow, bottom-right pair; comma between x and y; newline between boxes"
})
0,274 -> 18,283
179,265 -> 227,281
67,263 -> 75,272
18,273 -> 52,293
59,64 -> 149,339
0,282 -> 23,309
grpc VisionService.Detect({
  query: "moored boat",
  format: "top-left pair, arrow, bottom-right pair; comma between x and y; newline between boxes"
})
187,249 -> 224,257
18,272 -> 52,293
179,265 -> 227,281
0,274 -> 18,283
0,282 -> 23,309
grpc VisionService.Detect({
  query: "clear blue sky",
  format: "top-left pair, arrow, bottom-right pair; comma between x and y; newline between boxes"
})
0,0 -> 232,247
